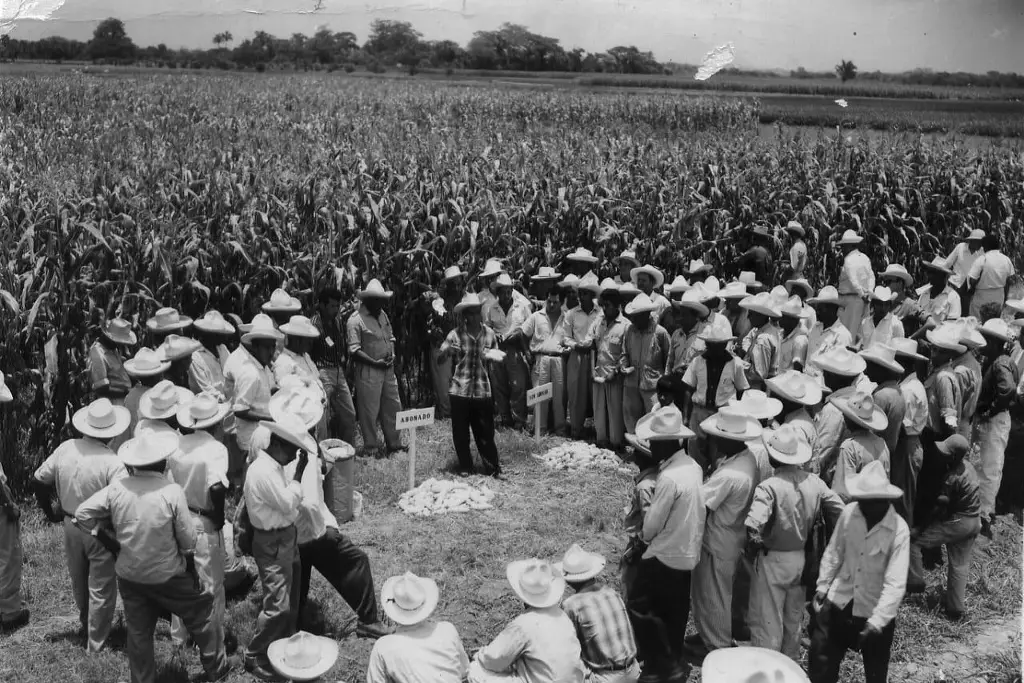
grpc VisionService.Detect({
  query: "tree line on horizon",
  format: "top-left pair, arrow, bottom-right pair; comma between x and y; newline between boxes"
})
2,17 -> 1023,89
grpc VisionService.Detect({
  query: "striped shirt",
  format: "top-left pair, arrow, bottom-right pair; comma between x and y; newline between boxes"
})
309,311 -> 346,369
561,585 -> 638,674
442,324 -> 498,399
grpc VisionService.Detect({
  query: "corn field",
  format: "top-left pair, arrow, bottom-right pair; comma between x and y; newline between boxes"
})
1,73 -> 1022,492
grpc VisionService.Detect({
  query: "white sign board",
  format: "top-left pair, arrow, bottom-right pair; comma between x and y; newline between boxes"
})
527,383 -> 553,407
397,408 -> 435,431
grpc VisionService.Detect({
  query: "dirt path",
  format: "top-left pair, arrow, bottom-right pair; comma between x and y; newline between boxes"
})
895,615 -> 1021,683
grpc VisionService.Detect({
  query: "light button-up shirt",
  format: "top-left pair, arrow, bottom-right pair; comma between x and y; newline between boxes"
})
474,607 -> 585,683
34,438 -> 127,514
642,450 -> 705,570
244,451 -> 303,531
168,432 -> 229,514
701,450 -> 757,560
367,621 -> 469,683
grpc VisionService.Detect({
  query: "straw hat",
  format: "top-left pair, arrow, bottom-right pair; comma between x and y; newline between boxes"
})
720,282 -> 748,300
146,307 -> 193,333
674,288 -> 710,318
139,380 -> 195,421
269,387 -> 324,431
577,272 -> 602,295
554,544 -> 607,583
667,275 -> 691,295
952,319 -> 986,350
859,343 -> 905,374
72,398 -> 131,439
967,229 -> 986,241
268,631 -> 339,682
176,394 -> 231,431
101,318 -> 137,346
193,310 -> 236,336
597,278 -> 620,296
728,390 -> 783,421
635,405 -> 696,442
846,460 -> 902,500
784,220 -> 805,237
738,271 -> 762,291
454,292 -> 484,314
242,313 -> 285,344
262,288 -> 302,313
806,286 -> 844,307
381,572 -> 440,626
624,433 -> 651,456
0,371 -> 11,404
118,431 -> 179,468
625,293 -> 657,316
979,318 -> 1015,343
684,259 -> 713,276
837,229 -> 863,245
618,282 -> 641,300
630,265 -> 665,289
766,370 -> 823,407
779,295 -> 809,319
925,325 -> 967,354
493,273 -> 515,290
768,285 -> 789,308
443,265 -> 469,281
702,646 -> 811,683
479,260 -> 506,279
699,326 -> 737,344
124,348 -> 171,378
259,411 -> 318,454
834,391 -> 888,432
506,559 -> 566,609
616,250 -> 640,267
785,278 -> 814,299
1004,299 -> 1024,316
936,434 -> 970,460
158,334 -> 203,362
740,292 -> 781,318
761,425 -> 812,466
869,286 -> 896,304
701,406 -> 763,441
357,279 -> 393,300
921,256 -> 954,276
878,264 -> 913,287
279,315 -> 321,338
133,418 -> 178,439
566,247 -> 599,264
812,347 -> 867,377
889,338 -> 926,363
557,274 -> 580,290
532,266 -> 561,282
751,224 -> 773,239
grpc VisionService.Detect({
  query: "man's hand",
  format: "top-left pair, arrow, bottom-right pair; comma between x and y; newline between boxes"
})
857,622 -> 883,648
812,591 -> 828,614
294,451 -> 310,480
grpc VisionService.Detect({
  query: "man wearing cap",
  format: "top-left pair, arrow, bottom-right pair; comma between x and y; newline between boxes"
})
224,313 -> 281,468
835,230 -> 874,341
967,233 -> 1015,319
274,316 -> 327,430
147,307 -> 193,349
261,288 -> 303,356
426,268 -> 469,421
890,339 -> 929,525
75,431 -> 236,683
830,392 -> 891,503
30,398 -> 130,651
857,287 -> 904,350
777,296 -> 809,373
367,572 -> 469,683
809,461 -> 909,683
190,311 -> 236,400
737,226 -> 774,287
944,229 -> 986,302
805,287 -> 852,380
974,318 -> 1020,538
620,294 -> 671,435
242,414 -> 312,680
439,293 -> 502,476
310,287 -> 359,447
0,372 -> 29,632
528,266 -> 562,311
916,257 -> 962,331
685,408 -> 760,660
88,318 -> 135,406
514,289 -> 569,435
627,407 -> 702,682
564,274 -> 602,439
484,273 -> 533,430
586,283 -> 629,450
906,434 -> 981,620
745,424 -> 845,661
740,293 -> 783,391
859,344 -> 906,457
470,559 -> 585,683
347,279 -> 405,455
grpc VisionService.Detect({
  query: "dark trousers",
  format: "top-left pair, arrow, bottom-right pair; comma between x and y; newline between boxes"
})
626,557 -> 692,671
119,573 -> 226,683
450,394 -> 500,474
808,600 -> 896,683
298,527 -> 378,623
247,526 -> 301,662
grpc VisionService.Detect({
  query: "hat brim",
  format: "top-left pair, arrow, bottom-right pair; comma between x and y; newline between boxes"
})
241,329 -> 285,344
858,352 -> 904,374
893,349 -> 927,363
766,380 -> 822,407
925,330 -> 966,354
838,236 -> 864,245
531,274 -> 562,282
701,416 -> 763,441
780,308 -> 809,319
444,270 -> 469,280
72,405 -> 132,439
0,385 -> 11,403
193,322 -> 235,335
262,301 -> 303,313
176,402 -> 231,431
703,645 -> 812,683
102,329 -> 138,345
847,483 -> 903,500
625,433 -> 651,456
740,302 -> 781,318
684,266 -> 712,276
806,297 -> 845,308
119,440 -> 177,468
785,225 -> 806,236
879,272 -> 913,286
578,284 -> 603,295
921,262 -> 954,276
506,561 -> 566,609
260,420 -> 318,454
567,255 -> 599,264
674,300 -> 710,318
720,290 -> 749,300
268,636 -> 339,682
728,397 -> 783,421
279,325 -> 320,338
381,576 -> 440,626
812,356 -> 867,377
161,343 -> 204,362
635,420 -> 696,442
979,328 -> 1013,343
454,302 -> 483,314
124,360 -> 171,378
554,555 -> 607,583
356,291 -> 394,300
139,387 -> 194,421
785,280 -> 814,297
630,267 -> 665,289
616,256 -> 640,267
835,400 -> 888,432
626,304 -> 657,315
761,431 -> 812,465
146,318 -> 193,332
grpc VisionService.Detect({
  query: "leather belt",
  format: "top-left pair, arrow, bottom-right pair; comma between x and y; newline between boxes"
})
188,506 -> 215,518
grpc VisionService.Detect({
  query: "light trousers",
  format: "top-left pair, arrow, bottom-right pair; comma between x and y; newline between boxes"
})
246,526 -> 301,660
749,549 -> 806,660
63,520 -> 118,651
969,287 -> 1005,320
532,355 -> 566,433
623,387 -> 656,435
171,517 -> 225,649
975,411 -> 1011,518
0,514 -> 26,621
909,515 -> 981,615
429,345 -> 453,419
691,548 -> 741,650
838,294 -> 866,342
353,364 -> 403,451
594,377 -> 625,447
566,350 -> 592,437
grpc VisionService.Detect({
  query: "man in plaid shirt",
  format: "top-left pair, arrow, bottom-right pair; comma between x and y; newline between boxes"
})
556,544 -> 640,683
439,293 -> 502,477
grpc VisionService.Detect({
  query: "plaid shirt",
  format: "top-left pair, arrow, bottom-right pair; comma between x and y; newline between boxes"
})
561,584 -> 637,673
309,311 -> 347,369
442,324 -> 498,399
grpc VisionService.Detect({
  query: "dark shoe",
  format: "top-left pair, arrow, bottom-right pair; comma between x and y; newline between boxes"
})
681,638 -> 710,663
356,620 -> 394,639
980,518 -> 994,539
195,654 -> 241,682
0,609 -> 29,631
224,629 -> 238,655
906,581 -> 927,594
945,609 -> 965,621
244,657 -> 285,683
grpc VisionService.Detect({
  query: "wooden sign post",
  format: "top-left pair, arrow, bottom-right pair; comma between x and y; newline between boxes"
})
396,407 -> 435,490
526,382 -> 554,445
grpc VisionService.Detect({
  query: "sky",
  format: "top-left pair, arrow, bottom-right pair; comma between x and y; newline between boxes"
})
3,0 -> 1023,72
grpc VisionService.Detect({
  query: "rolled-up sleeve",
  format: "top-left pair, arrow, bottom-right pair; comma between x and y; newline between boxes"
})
868,522 -> 909,630
346,315 -> 363,354
33,449 -> 61,485
936,375 -> 959,430
744,482 -> 775,535
831,442 -> 860,503
475,621 -> 529,673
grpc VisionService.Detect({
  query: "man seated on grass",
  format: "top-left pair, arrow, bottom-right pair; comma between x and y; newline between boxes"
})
557,544 -> 640,683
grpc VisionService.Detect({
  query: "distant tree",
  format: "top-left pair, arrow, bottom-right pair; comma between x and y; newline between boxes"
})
835,59 -> 857,82
364,19 -> 422,64
213,32 -> 234,48
88,17 -> 136,61
607,45 -> 662,74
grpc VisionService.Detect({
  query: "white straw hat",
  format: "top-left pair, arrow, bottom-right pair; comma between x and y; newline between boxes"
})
834,391 -> 888,432
630,265 -> 665,289
845,460 -> 902,500
889,338 -> 927,362
703,646 -> 811,683
566,247 -> 599,264
356,279 -> 393,300
381,572 -> 440,626
124,348 -> 171,378
812,347 -> 867,377
193,310 -> 236,335
241,313 -> 285,344
176,394 -> 231,431
784,220 -> 805,237
785,278 -> 814,299
269,387 -> 324,431
778,295 -> 810,319
479,260 -> 506,279
727,390 -> 783,421
72,399 -> 131,440
118,431 -> 179,468
146,307 -> 193,333
554,544 -> 607,583
279,315 -> 321,338
761,425 -> 812,466
262,288 -> 302,313
443,265 -> 469,281
532,266 -> 561,282
925,325 -> 967,354
979,318 -> 1015,343
684,259 -> 713,276
259,412 -> 318,454
267,631 -> 339,682
720,282 -> 748,300
101,318 -> 137,346
858,343 -> 905,374
667,275 -> 692,295
701,406 -> 763,441
625,293 -> 657,316
673,288 -> 710,318
616,250 -> 640,267
766,370 -> 823,407
454,292 -> 485,314
878,264 -> 913,287
506,559 -> 566,609
139,380 -> 195,421
635,405 -> 696,442
0,371 -> 11,404
921,256 -> 954,276
837,229 -> 863,245
577,272 -> 602,295
157,334 -> 203,362
740,292 -> 781,318
806,286 -> 845,307
557,273 -> 580,290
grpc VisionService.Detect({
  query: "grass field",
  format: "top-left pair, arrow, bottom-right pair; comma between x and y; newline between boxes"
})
1,424 -> 1020,683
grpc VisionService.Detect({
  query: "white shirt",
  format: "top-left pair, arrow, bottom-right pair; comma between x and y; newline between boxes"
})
474,607 -> 585,683
817,503 -> 910,631
806,319 -> 853,377
243,451 -> 302,531
521,310 -> 567,355
273,348 -> 326,402
34,438 -> 128,514
285,452 -> 338,545
944,242 -> 983,286
969,250 -> 1015,290
224,346 -> 277,449
642,449 -> 706,570
367,621 -> 469,683
858,313 -> 904,349
701,450 -> 757,561
917,285 -> 961,323
564,306 -> 600,345
188,347 -> 228,400
899,375 -> 928,436
790,240 -> 808,276
168,432 -> 229,514
838,249 -> 875,297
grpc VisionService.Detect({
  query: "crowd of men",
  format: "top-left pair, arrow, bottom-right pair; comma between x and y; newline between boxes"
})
0,221 -> 1020,683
